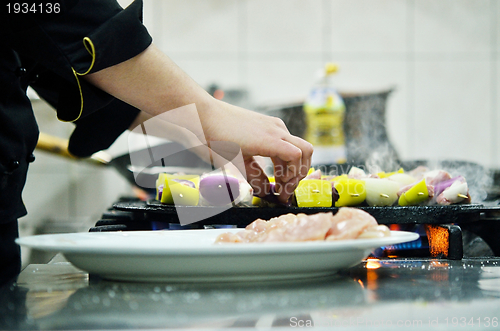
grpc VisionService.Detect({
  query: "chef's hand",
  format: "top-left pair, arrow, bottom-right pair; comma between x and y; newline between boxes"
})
84,44 -> 312,202
201,100 -> 313,203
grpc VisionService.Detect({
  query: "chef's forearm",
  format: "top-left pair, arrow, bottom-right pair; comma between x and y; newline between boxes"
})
84,44 -> 214,119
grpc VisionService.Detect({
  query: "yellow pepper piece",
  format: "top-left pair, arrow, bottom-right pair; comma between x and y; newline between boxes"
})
295,179 -> 332,207
252,196 -> 261,206
334,178 -> 366,207
398,179 -> 429,206
252,176 -> 276,205
378,168 -> 404,179
307,167 -> 315,176
160,174 -> 200,206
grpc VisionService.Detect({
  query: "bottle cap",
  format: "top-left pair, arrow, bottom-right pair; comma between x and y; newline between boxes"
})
325,63 -> 339,75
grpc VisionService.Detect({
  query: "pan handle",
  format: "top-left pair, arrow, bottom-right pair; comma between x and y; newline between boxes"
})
36,132 -> 110,166
36,132 -> 75,159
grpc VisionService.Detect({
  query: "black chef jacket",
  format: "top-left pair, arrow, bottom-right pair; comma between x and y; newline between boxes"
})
0,0 -> 152,283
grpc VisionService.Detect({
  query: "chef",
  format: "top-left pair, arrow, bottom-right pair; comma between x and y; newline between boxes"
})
0,0 -> 312,285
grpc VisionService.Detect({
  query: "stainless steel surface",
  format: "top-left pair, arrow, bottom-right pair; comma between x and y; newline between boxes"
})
2,255 -> 500,330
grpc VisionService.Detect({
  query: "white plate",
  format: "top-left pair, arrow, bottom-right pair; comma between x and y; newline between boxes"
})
16,230 -> 418,282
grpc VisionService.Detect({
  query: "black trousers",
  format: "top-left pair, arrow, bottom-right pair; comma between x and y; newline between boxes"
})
0,220 -> 21,286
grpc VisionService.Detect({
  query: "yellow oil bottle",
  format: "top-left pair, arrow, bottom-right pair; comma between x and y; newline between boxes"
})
304,63 -> 346,165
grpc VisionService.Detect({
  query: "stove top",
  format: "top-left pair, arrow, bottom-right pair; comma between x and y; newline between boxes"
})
90,197 -> 500,260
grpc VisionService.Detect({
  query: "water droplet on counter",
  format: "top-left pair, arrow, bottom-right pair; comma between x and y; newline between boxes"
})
102,298 -> 111,307
185,292 -> 201,303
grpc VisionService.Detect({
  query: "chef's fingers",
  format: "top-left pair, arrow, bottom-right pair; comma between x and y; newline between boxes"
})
270,138 -> 312,186
281,135 -> 313,179
271,156 -> 299,204
244,157 -> 271,198
273,172 -> 300,204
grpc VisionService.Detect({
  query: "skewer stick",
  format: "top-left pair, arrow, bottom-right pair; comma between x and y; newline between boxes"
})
457,194 -> 468,199
350,194 -> 360,197
380,193 -> 390,198
417,192 -> 424,196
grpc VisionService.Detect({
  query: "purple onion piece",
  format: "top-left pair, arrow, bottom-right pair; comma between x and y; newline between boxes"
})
332,186 -> 339,204
171,179 -> 196,188
157,184 -> 164,201
199,175 -> 240,206
434,176 -> 464,197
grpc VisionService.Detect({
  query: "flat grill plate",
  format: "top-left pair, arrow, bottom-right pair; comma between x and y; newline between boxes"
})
112,200 -> 484,227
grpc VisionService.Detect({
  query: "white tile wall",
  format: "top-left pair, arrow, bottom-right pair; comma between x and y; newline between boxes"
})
246,0 -> 325,54
495,54 -> 500,165
246,59 -> 323,105
156,0 -> 240,54
331,0 -> 408,53
413,60 -> 492,162
21,0 -> 500,264
413,0 -> 490,54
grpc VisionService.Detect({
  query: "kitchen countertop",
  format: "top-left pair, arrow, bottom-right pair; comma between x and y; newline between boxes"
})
1,256 -> 500,330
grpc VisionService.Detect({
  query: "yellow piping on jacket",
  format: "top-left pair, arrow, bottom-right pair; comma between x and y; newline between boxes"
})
59,37 -> 96,122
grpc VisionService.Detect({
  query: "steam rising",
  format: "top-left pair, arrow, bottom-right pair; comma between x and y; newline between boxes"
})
399,160 -> 492,204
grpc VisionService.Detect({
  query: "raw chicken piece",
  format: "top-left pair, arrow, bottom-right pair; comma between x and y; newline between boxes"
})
245,218 -> 269,233
436,177 -> 471,205
215,208 -> 390,243
326,207 -> 379,241
358,225 -> 392,239
304,169 -> 322,180
262,213 -> 333,242
215,213 -> 333,243
215,232 -> 243,243
423,170 -> 452,186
